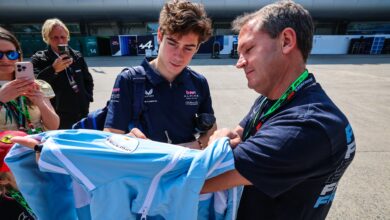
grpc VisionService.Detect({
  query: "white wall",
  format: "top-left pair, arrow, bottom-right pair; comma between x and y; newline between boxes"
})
311,35 -> 390,54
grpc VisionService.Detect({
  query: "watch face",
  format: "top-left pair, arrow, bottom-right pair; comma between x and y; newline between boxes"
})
105,134 -> 139,153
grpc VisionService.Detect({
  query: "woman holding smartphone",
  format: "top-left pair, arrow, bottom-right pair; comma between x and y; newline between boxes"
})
0,27 -> 59,219
0,27 -> 59,132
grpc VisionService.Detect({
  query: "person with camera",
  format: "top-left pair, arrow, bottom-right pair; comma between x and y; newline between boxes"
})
31,18 -> 94,129
201,1 -> 355,219
104,0 -> 216,149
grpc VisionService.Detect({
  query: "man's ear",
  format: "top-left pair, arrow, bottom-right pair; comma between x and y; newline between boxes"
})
157,28 -> 163,44
280,27 -> 297,55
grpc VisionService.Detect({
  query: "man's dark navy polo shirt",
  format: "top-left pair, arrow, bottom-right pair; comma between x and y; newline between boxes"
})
233,74 -> 356,219
105,59 -> 214,144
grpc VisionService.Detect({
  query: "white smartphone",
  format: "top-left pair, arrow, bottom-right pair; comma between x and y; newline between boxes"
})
15,62 -> 35,80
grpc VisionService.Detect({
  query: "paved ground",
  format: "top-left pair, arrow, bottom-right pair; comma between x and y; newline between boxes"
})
85,55 -> 390,220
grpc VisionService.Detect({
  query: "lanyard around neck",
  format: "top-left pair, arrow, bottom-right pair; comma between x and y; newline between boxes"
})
243,69 -> 310,140
8,189 -> 35,217
9,96 -> 31,125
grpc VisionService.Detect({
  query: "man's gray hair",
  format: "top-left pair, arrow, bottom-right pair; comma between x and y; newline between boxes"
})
232,0 -> 314,62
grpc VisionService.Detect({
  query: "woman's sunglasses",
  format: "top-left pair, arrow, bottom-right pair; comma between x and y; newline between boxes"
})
0,50 -> 20,60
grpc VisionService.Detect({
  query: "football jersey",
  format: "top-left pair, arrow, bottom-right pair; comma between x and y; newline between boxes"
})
6,129 -> 242,220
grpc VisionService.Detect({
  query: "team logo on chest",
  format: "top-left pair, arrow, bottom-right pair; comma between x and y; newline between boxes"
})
144,88 -> 157,103
184,90 -> 199,106
145,89 -> 153,97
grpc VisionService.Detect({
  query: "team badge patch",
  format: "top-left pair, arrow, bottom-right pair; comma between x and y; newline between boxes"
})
0,135 -> 13,144
106,134 -> 139,153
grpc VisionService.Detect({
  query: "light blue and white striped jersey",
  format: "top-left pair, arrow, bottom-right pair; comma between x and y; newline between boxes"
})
5,129 -> 242,220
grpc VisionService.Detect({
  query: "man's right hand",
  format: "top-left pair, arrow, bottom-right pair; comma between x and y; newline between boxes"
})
52,55 -> 73,73
104,127 -> 148,139
127,128 -> 147,139
208,128 -> 241,148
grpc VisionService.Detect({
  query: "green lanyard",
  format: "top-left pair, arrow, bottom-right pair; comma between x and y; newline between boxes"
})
7,189 -> 36,218
243,69 -> 310,140
6,97 -> 42,134
9,96 -> 31,128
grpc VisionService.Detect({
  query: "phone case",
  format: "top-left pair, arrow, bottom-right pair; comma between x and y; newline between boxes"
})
58,44 -> 70,56
15,62 -> 35,80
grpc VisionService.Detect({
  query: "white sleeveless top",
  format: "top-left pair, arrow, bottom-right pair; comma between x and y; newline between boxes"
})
0,79 -> 55,131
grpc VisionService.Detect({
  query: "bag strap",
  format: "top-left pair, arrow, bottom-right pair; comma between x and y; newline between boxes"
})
122,66 -> 146,131
92,110 -> 99,129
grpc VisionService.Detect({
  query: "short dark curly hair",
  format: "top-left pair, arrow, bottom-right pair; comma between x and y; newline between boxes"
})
159,0 -> 212,44
232,0 -> 314,62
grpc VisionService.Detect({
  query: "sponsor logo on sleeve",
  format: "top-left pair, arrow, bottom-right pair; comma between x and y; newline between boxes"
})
110,88 -> 120,102
313,124 -> 356,208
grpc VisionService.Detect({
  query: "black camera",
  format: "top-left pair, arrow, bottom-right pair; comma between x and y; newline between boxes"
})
193,113 -> 216,134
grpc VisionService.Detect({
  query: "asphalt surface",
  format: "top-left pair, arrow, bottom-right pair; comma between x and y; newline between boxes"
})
85,54 -> 390,220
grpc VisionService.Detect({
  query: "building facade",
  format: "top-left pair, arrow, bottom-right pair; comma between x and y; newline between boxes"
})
1,0 -> 389,56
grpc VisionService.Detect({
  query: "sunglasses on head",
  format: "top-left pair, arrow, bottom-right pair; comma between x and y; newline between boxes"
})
0,50 -> 20,60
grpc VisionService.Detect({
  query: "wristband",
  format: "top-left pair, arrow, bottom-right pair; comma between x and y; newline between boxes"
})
34,144 -> 43,153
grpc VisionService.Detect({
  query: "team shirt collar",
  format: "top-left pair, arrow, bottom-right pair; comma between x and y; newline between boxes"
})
141,59 -> 191,86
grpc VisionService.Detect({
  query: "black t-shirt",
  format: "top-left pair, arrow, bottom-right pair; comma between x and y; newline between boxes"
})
0,194 -> 35,220
233,75 -> 356,220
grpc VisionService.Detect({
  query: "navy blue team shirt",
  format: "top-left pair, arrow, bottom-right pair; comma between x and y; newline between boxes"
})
104,59 -> 214,144
233,74 -> 356,220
